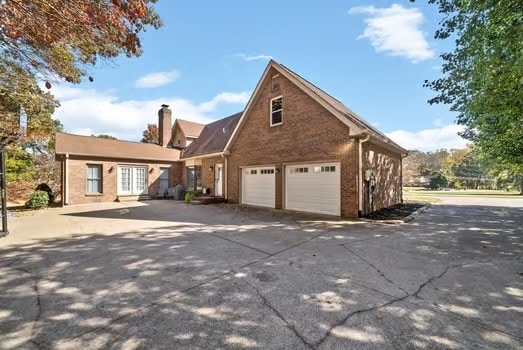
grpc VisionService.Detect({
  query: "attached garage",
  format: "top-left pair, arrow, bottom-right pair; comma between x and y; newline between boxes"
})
241,166 -> 276,208
285,162 -> 341,216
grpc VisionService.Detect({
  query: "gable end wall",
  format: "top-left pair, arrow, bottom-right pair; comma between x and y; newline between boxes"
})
227,67 -> 360,218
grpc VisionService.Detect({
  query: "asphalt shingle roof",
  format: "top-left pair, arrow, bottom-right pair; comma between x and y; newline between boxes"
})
55,133 -> 181,162
182,112 -> 242,158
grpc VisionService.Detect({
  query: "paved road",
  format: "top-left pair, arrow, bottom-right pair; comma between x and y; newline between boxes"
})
0,198 -> 522,349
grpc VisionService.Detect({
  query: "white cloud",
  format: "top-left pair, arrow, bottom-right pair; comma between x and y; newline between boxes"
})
433,118 -> 443,127
134,70 -> 180,88
386,124 -> 468,151
349,4 -> 434,63
236,53 -> 273,62
199,92 -> 250,112
51,86 -> 249,141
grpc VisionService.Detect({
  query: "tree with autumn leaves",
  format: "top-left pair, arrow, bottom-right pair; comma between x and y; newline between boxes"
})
1,0 -> 162,202
1,0 -> 162,134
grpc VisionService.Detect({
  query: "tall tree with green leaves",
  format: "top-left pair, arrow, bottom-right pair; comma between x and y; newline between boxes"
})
422,0 -> 523,192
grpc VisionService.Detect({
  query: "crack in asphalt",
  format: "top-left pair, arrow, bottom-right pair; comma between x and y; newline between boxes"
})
53,228 -> 333,347
242,278 -> 315,349
7,213 -> 522,348
412,263 -> 463,298
7,266 -> 44,348
315,263 -> 465,348
206,232 -> 272,255
342,245 -> 410,296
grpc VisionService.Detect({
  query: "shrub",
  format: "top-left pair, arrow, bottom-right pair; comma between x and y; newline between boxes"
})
25,190 -> 49,209
184,191 -> 195,203
35,183 -> 55,204
429,172 -> 448,190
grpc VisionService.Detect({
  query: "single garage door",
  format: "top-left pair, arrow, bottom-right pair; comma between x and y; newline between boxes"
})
241,166 -> 276,208
285,162 -> 340,216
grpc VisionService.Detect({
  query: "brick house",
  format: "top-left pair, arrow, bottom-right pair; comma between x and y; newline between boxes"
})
55,110 -> 204,205
56,60 -> 407,217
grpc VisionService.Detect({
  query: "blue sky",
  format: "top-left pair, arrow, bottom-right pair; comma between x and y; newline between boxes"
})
51,0 -> 467,151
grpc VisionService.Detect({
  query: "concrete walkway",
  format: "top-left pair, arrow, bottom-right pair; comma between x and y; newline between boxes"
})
0,198 -> 522,349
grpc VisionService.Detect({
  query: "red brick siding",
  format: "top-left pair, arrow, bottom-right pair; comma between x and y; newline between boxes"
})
227,67 -> 360,218
200,157 -> 224,196
362,142 -> 402,213
63,156 -> 183,205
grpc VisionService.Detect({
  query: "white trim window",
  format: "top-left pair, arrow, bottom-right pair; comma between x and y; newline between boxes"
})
118,165 -> 148,195
86,164 -> 102,193
270,96 -> 283,126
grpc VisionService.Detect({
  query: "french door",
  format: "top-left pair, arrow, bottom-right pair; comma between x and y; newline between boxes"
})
118,166 -> 148,195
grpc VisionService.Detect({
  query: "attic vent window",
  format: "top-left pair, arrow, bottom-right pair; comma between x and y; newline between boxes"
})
270,96 -> 283,126
271,74 -> 280,91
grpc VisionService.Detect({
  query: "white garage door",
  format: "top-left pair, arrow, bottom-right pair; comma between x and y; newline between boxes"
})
285,162 -> 340,216
241,166 -> 276,208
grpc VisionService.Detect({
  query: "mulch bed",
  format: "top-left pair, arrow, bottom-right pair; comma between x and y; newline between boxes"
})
364,203 -> 425,221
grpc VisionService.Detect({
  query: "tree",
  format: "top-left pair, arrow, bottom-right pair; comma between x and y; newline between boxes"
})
429,172 -> 448,190
94,134 -> 117,140
1,0 -> 161,85
422,0 -> 523,192
141,123 -> 159,144
1,0 -> 162,142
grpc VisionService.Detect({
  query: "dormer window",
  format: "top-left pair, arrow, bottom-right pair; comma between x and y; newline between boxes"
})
270,96 -> 283,126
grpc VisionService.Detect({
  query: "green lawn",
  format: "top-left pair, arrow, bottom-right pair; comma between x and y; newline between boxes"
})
403,187 -> 520,203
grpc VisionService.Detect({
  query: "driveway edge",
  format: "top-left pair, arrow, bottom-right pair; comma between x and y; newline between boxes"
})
403,204 -> 431,223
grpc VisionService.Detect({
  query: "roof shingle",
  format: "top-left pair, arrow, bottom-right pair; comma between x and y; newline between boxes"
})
175,119 -> 205,138
182,112 -> 242,159
55,133 -> 180,162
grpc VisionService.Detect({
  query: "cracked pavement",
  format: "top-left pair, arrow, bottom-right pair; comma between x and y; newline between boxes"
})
0,197 -> 522,349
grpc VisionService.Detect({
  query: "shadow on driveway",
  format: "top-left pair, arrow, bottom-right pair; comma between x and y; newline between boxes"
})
0,201 -> 521,349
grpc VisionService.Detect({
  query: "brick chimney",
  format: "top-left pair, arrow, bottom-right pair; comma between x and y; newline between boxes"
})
158,104 -> 172,147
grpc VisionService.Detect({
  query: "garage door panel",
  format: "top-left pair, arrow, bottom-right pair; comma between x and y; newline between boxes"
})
285,162 -> 340,216
242,167 -> 275,208
286,184 -> 338,192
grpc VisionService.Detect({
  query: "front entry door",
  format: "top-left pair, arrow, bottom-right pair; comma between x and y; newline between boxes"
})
215,164 -> 223,196
118,166 -> 148,195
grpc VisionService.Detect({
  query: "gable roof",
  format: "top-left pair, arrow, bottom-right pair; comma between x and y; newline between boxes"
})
55,133 -> 180,162
224,60 -> 407,155
174,119 -> 205,138
182,112 -> 242,159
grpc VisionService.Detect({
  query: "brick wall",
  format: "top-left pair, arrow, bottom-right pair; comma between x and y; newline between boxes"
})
172,125 -> 186,147
201,156 -> 224,196
227,67 -> 360,218
62,156 -> 183,205
362,142 -> 402,213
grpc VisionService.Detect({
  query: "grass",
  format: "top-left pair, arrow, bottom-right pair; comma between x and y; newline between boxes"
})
403,187 -> 521,203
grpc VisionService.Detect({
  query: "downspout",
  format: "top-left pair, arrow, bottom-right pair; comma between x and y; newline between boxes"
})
400,151 -> 408,204
358,133 -> 370,217
221,153 -> 228,199
400,155 -> 403,204
64,154 -> 69,205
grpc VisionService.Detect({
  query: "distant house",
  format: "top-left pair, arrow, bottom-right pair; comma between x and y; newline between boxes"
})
55,60 -> 407,217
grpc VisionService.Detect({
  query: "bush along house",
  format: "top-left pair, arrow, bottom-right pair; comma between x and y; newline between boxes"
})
55,60 -> 407,218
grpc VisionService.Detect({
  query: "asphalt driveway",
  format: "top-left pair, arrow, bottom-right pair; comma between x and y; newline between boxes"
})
0,197 -> 522,349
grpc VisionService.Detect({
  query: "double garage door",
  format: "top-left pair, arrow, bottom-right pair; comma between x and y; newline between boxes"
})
241,162 -> 340,216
